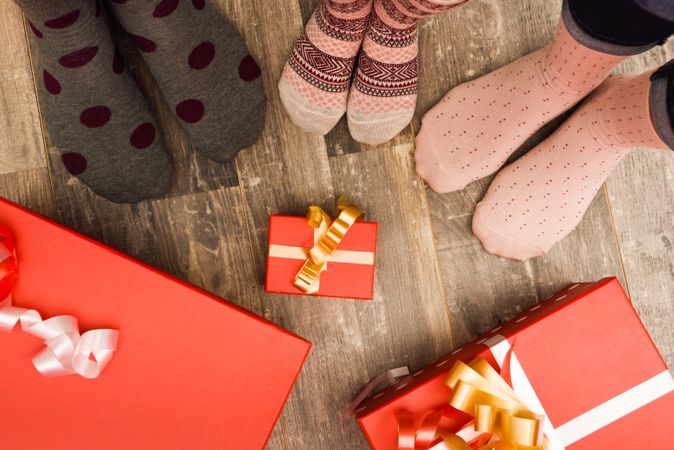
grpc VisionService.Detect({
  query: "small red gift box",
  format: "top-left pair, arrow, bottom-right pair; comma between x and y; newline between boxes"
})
354,278 -> 674,449
0,198 -> 311,450
265,215 -> 378,300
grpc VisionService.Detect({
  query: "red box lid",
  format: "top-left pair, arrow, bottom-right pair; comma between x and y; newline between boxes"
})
356,278 -> 674,449
0,198 -> 311,449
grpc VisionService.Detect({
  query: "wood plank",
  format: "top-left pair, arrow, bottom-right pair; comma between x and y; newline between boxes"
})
0,168 -> 55,220
0,3 -> 46,175
328,136 -> 454,442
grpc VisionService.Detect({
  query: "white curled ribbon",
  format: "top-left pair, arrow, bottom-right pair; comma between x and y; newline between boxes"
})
0,295 -> 119,379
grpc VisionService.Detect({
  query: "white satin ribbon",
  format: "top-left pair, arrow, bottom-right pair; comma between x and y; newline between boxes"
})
0,294 -> 118,379
484,334 -> 674,449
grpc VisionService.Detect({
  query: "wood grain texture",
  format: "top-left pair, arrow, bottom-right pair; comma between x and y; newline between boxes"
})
328,135 -> 454,442
0,2 -> 45,175
0,168 -> 55,220
0,0 -> 672,449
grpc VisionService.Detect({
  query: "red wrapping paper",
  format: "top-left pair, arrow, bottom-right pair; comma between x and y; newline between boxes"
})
265,215 -> 378,300
355,278 -> 674,449
0,198 -> 311,449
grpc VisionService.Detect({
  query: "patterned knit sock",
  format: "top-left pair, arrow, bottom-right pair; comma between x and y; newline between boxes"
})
415,10 -> 627,193
472,71 -> 671,261
279,0 -> 373,135
16,0 -> 172,203
109,0 -> 266,163
347,0 -> 464,145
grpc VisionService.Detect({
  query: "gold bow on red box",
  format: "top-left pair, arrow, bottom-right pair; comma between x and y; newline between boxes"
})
292,196 -> 364,294
397,355 -> 546,450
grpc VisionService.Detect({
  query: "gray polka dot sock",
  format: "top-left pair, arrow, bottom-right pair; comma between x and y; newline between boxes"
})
16,0 -> 173,203
108,0 -> 266,163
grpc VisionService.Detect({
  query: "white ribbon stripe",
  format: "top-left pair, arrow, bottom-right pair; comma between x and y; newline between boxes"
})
485,334 -> 674,449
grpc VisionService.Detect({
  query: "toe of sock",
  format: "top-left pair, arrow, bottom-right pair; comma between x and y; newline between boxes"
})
347,109 -> 413,145
414,126 -> 470,194
471,202 -> 547,261
278,77 -> 344,136
100,155 -> 173,204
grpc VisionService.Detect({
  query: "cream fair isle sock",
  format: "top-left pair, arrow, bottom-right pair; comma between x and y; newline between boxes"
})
347,0 -> 465,145
279,0 -> 373,135
472,72 -> 671,261
415,15 -> 626,193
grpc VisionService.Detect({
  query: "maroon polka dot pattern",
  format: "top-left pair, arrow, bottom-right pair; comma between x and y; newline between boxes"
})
44,10 -> 80,29
59,46 -> 98,68
415,20 -> 626,194
28,21 -> 43,38
188,42 -> 215,70
153,0 -> 179,17
238,55 -> 261,81
175,99 -> 204,123
130,123 -> 156,149
43,70 -> 61,95
130,34 -> 157,53
192,0 -> 205,10
472,73 -> 667,261
80,106 -> 112,128
61,152 -> 88,175
113,46 -> 125,74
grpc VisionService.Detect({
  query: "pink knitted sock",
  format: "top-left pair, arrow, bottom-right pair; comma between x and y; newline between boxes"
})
279,0 -> 373,135
415,16 -> 626,193
472,71 -> 671,261
347,0 -> 465,145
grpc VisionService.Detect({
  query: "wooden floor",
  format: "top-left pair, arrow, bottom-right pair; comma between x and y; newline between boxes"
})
1,0 -> 673,448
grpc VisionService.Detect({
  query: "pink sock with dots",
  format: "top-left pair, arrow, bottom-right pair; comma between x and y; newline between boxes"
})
279,0 -> 374,135
472,71 -> 671,261
415,15 -> 627,193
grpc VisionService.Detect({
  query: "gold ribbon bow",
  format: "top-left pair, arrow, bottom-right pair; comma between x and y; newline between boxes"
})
293,196 -> 364,294
440,357 -> 546,450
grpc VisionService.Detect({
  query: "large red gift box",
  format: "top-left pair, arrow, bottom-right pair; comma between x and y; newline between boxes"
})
355,278 -> 674,449
265,215 -> 377,300
0,198 -> 311,449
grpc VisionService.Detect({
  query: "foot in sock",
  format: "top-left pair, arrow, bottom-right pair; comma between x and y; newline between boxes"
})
348,0 -> 464,145
415,10 -> 626,193
472,71 -> 671,261
17,0 -> 172,203
110,0 -> 266,163
279,0 -> 373,135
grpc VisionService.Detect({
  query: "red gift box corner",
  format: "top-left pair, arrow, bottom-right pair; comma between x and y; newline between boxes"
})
354,277 -> 674,450
0,197 -> 311,450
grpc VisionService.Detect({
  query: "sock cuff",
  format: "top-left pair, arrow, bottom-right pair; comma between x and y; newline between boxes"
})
649,72 -> 674,150
562,0 -> 658,56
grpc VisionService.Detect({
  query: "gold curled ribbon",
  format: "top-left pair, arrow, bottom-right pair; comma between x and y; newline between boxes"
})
393,354 -> 546,450
293,196 -> 364,294
441,357 -> 545,450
